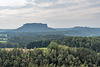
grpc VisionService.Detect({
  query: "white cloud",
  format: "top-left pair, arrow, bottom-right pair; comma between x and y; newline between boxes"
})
0,0 -> 100,28
57,0 -> 87,4
0,0 -> 27,7
36,3 -> 53,7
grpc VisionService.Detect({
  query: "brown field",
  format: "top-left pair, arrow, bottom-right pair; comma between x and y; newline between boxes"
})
0,48 -> 47,53
0,48 -> 34,53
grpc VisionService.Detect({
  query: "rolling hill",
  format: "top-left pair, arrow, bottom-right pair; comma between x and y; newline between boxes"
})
11,23 -> 55,32
0,23 -> 100,37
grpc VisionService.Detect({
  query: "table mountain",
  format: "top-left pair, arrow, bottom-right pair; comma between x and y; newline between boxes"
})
12,23 -> 55,32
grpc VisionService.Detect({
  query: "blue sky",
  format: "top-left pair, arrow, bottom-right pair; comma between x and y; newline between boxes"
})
0,0 -> 100,29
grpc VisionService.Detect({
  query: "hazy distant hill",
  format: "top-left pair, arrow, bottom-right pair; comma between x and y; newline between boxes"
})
55,26 -> 100,36
1,24 -> 100,37
11,23 -> 55,32
0,29 -> 13,32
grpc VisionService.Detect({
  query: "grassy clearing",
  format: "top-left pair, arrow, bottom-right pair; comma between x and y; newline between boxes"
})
0,34 -> 8,43
38,48 -> 47,52
0,48 -> 47,52
0,41 -> 7,43
1,48 -> 14,51
38,48 -> 47,50
0,48 -> 33,52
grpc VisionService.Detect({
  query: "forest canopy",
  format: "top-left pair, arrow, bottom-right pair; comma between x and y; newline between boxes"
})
0,36 -> 100,67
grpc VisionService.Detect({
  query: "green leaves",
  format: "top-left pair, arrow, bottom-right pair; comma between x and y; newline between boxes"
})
47,41 -> 58,50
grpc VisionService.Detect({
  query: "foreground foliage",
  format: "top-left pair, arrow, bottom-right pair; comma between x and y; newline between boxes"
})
0,42 -> 100,67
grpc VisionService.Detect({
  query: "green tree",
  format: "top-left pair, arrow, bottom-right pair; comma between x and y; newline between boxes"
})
47,41 -> 58,50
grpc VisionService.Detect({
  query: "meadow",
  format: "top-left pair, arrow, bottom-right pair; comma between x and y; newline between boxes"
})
0,34 -> 7,43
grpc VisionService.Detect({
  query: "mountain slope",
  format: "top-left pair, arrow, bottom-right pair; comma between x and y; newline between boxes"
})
0,29 -> 13,32
55,27 -> 100,36
1,24 -> 100,37
11,23 -> 55,32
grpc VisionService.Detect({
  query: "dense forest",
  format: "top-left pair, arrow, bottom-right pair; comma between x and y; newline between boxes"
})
0,35 -> 100,67
0,36 -> 100,52
2,36 -> 99,52
0,42 -> 100,67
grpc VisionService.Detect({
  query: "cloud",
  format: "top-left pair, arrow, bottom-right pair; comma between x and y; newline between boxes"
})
0,0 -> 100,28
33,0 -> 58,4
0,0 -> 35,10
0,0 -> 28,7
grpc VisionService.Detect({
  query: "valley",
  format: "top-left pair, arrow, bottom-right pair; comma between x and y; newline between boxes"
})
0,23 -> 100,67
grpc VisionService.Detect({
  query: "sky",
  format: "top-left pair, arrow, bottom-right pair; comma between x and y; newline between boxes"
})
0,0 -> 100,29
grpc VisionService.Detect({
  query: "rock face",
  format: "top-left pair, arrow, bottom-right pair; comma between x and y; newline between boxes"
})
13,23 -> 54,32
